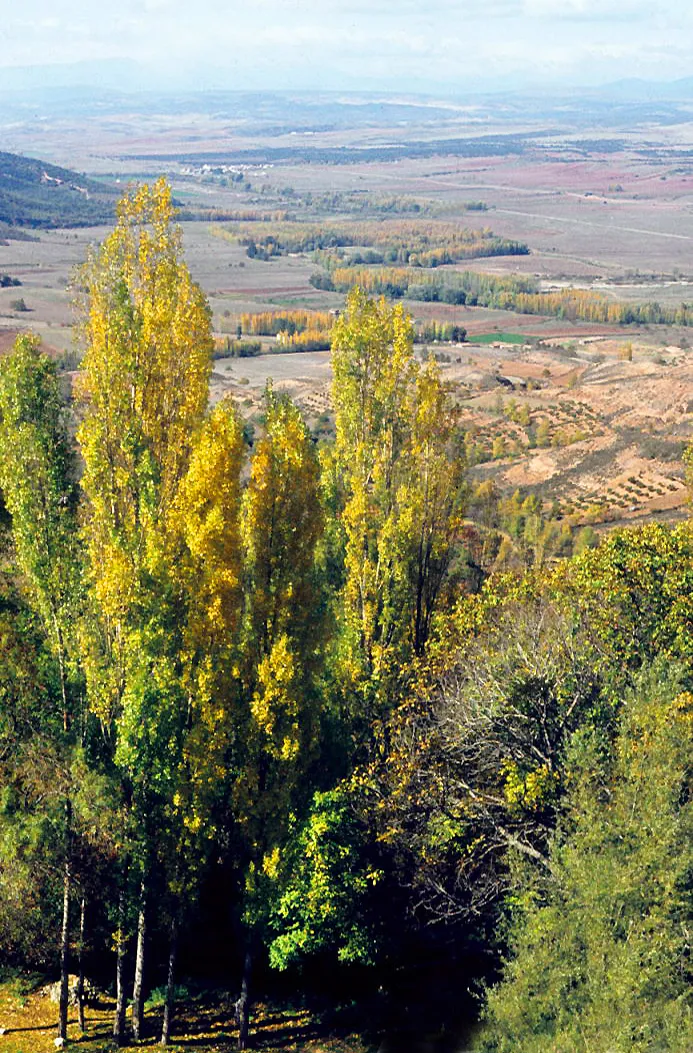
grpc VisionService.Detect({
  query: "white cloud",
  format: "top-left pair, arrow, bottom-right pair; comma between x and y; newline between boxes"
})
0,0 -> 692,91
523,0 -> 650,19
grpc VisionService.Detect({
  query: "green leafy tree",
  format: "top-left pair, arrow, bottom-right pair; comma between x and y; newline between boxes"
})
477,666 -> 693,1052
0,586 -> 67,967
0,333 -> 82,1040
268,786 -> 382,971
234,389 -> 325,1049
267,293 -> 466,995
0,334 -> 81,729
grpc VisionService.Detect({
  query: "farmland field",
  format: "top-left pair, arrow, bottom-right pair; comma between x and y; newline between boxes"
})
1,88 -> 692,531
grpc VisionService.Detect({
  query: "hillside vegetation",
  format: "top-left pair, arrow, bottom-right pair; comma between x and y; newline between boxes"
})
0,152 -> 115,228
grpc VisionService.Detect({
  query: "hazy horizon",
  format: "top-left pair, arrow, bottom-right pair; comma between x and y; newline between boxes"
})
1,1 -> 691,97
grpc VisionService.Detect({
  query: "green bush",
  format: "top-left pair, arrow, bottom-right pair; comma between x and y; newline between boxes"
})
145,984 -> 190,1009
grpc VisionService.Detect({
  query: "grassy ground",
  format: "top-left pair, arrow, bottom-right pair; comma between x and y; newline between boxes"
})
469,332 -> 527,344
0,975 -> 375,1053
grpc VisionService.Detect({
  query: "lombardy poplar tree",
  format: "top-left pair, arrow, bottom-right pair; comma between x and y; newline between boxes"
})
331,288 -> 464,719
0,335 -> 80,732
0,335 -> 82,1041
172,396 -> 245,816
76,179 -> 213,1045
235,390 -> 325,1049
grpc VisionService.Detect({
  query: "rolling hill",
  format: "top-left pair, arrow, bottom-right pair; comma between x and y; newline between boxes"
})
0,151 -> 116,229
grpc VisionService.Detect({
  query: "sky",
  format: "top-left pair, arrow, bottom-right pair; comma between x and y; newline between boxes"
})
0,0 -> 691,95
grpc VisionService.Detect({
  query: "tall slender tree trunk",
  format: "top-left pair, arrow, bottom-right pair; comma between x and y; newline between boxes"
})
236,944 -> 253,1051
77,893 -> 87,1034
58,799 -> 72,1042
161,914 -> 179,1047
131,879 -> 147,1042
112,880 -> 128,1045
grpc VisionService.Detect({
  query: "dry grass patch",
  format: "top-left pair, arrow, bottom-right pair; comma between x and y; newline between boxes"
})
0,979 -> 374,1053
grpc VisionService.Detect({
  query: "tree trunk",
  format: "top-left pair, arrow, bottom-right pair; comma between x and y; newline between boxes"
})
77,893 -> 86,1034
112,882 -> 128,1045
57,799 -> 72,1042
161,914 -> 179,1047
236,945 -> 253,1051
131,880 -> 147,1042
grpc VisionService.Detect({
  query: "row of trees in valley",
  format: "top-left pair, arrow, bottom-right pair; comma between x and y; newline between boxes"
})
320,263 -> 693,327
0,181 -> 690,1052
219,218 -> 528,267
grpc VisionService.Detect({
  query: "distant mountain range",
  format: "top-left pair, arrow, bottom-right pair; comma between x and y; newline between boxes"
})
2,78 -> 693,139
0,152 -> 116,229
3,59 -> 693,102
588,77 -> 693,102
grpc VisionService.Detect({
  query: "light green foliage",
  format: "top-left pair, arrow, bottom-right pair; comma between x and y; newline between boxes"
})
557,521 -> 693,672
477,667 -> 693,1052
332,288 -> 418,692
572,524 -> 597,555
0,334 -> 81,698
491,436 -> 506,460
268,787 -> 381,969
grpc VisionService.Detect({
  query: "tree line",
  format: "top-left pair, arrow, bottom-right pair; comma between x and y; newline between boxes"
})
322,263 -> 693,328
218,218 -> 528,267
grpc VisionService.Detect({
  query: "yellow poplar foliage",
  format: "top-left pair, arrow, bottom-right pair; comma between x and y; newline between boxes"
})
172,399 -> 245,832
275,329 -> 331,350
331,288 -> 464,699
242,390 -> 323,667
77,179 -> 213,623
332,290 -> 416,683
175,398 -> 245,650
331,266 -> 413,295
238,390 -> 324,860
224,218 -> 522,264
240,310 -> 334,336
251,634 -> 303,763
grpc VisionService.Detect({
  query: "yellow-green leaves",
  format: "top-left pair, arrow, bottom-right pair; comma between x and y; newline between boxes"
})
76,179 -> 218,899
332,287 -> 417,462
236,389 -> 325,887
251,634 -> 302,762
331,288 -> 465,708
176,398 -> 244,649
77,178 -> 212,625
243,390 -> 324,665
